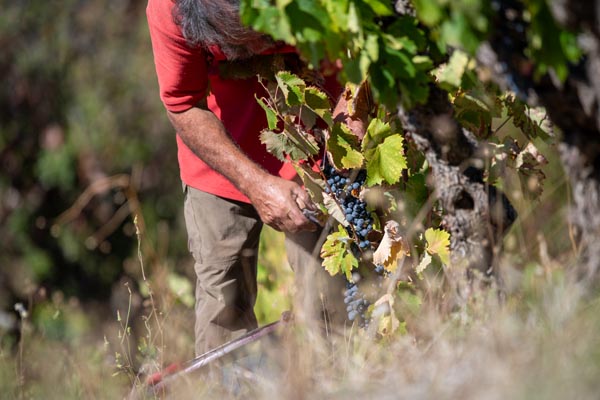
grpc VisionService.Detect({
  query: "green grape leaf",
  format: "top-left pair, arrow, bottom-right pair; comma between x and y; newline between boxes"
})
256,95 -> 278,130
425,228 -> 451,265
260,130 -> 307,162
365,33 -> 380,62
526,0 -> 582,82
365,134 -> 407,186
412,0 -> 444,26
440,14 -> 481,54
304,86 -> 333,127
327,123 -> 364,169
275,71 -> 306,107
362,118 -> 393,153
347,1 -> 361,34
320,225 -> 358,280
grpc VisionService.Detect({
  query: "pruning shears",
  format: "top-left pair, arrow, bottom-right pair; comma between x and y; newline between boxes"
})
128,312 -> 292,398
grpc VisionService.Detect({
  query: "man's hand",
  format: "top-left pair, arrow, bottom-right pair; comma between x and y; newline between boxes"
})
247,175 -> 317,233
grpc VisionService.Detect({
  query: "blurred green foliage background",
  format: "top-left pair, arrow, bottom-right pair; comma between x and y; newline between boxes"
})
1,0 -> 181,309
0,0 -> 293,355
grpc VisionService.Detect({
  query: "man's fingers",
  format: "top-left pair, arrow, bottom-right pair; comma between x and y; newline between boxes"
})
293,187 -> 316,211
285,205 -> 316,233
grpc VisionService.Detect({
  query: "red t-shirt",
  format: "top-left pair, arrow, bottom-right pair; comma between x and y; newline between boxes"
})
146,0 -> 298,203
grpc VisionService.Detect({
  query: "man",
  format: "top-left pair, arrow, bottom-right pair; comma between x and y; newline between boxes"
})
146,0 -> 343,356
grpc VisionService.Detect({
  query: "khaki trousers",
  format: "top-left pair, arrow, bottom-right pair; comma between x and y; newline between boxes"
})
183,185 -> 344,356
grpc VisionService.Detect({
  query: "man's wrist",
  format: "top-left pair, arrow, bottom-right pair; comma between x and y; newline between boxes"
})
234,165 -> 270,199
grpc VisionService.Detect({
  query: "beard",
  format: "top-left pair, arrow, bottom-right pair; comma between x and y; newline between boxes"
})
173,0 -> 274,60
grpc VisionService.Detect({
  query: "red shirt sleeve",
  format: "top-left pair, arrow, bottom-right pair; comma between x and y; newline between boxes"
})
146,0 -> 208,112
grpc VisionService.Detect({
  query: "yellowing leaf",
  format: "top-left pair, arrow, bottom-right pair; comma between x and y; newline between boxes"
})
373,220 -> 407,272
425,228 -> 451,265
320,225 -> 358,280
374,294 -> 401,336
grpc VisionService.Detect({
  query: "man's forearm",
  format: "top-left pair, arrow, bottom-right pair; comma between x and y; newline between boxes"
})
167,106 -> 315,233
168,107 -> 268,197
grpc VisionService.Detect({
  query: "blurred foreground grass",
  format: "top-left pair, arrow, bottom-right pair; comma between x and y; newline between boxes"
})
2,270 -> 600,399
2,227 -> 600,399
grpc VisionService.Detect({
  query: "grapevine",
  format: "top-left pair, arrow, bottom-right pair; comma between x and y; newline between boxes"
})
243,0 -> 562,334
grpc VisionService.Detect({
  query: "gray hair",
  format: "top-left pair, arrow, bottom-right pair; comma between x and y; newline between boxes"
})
172,0 -> 273,60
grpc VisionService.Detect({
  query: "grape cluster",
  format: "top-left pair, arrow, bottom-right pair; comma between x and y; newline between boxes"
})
343,281 -> 369,327
322,163 -> 386,327
322,165 -> 374,251
342,264 -> 386,327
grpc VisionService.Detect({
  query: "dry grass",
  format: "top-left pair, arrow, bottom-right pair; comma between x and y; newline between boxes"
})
3,249 -> 600,400
131,260 -> 600,400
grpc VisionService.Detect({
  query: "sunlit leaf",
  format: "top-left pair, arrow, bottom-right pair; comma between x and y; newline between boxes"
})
425,228 -> 451,265
505,95 -> 554,142
435,50 -> 469,89
362,118 -> 392,153
364,0 -> 394,16
373,220 -> 408,272
365,134 -> 407,186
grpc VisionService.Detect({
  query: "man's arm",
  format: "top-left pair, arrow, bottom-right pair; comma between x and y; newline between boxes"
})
168,106 -> 315,233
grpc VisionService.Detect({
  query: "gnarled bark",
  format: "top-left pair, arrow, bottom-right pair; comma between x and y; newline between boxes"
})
399,87 -> 517,303
480,0 -> 600,284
